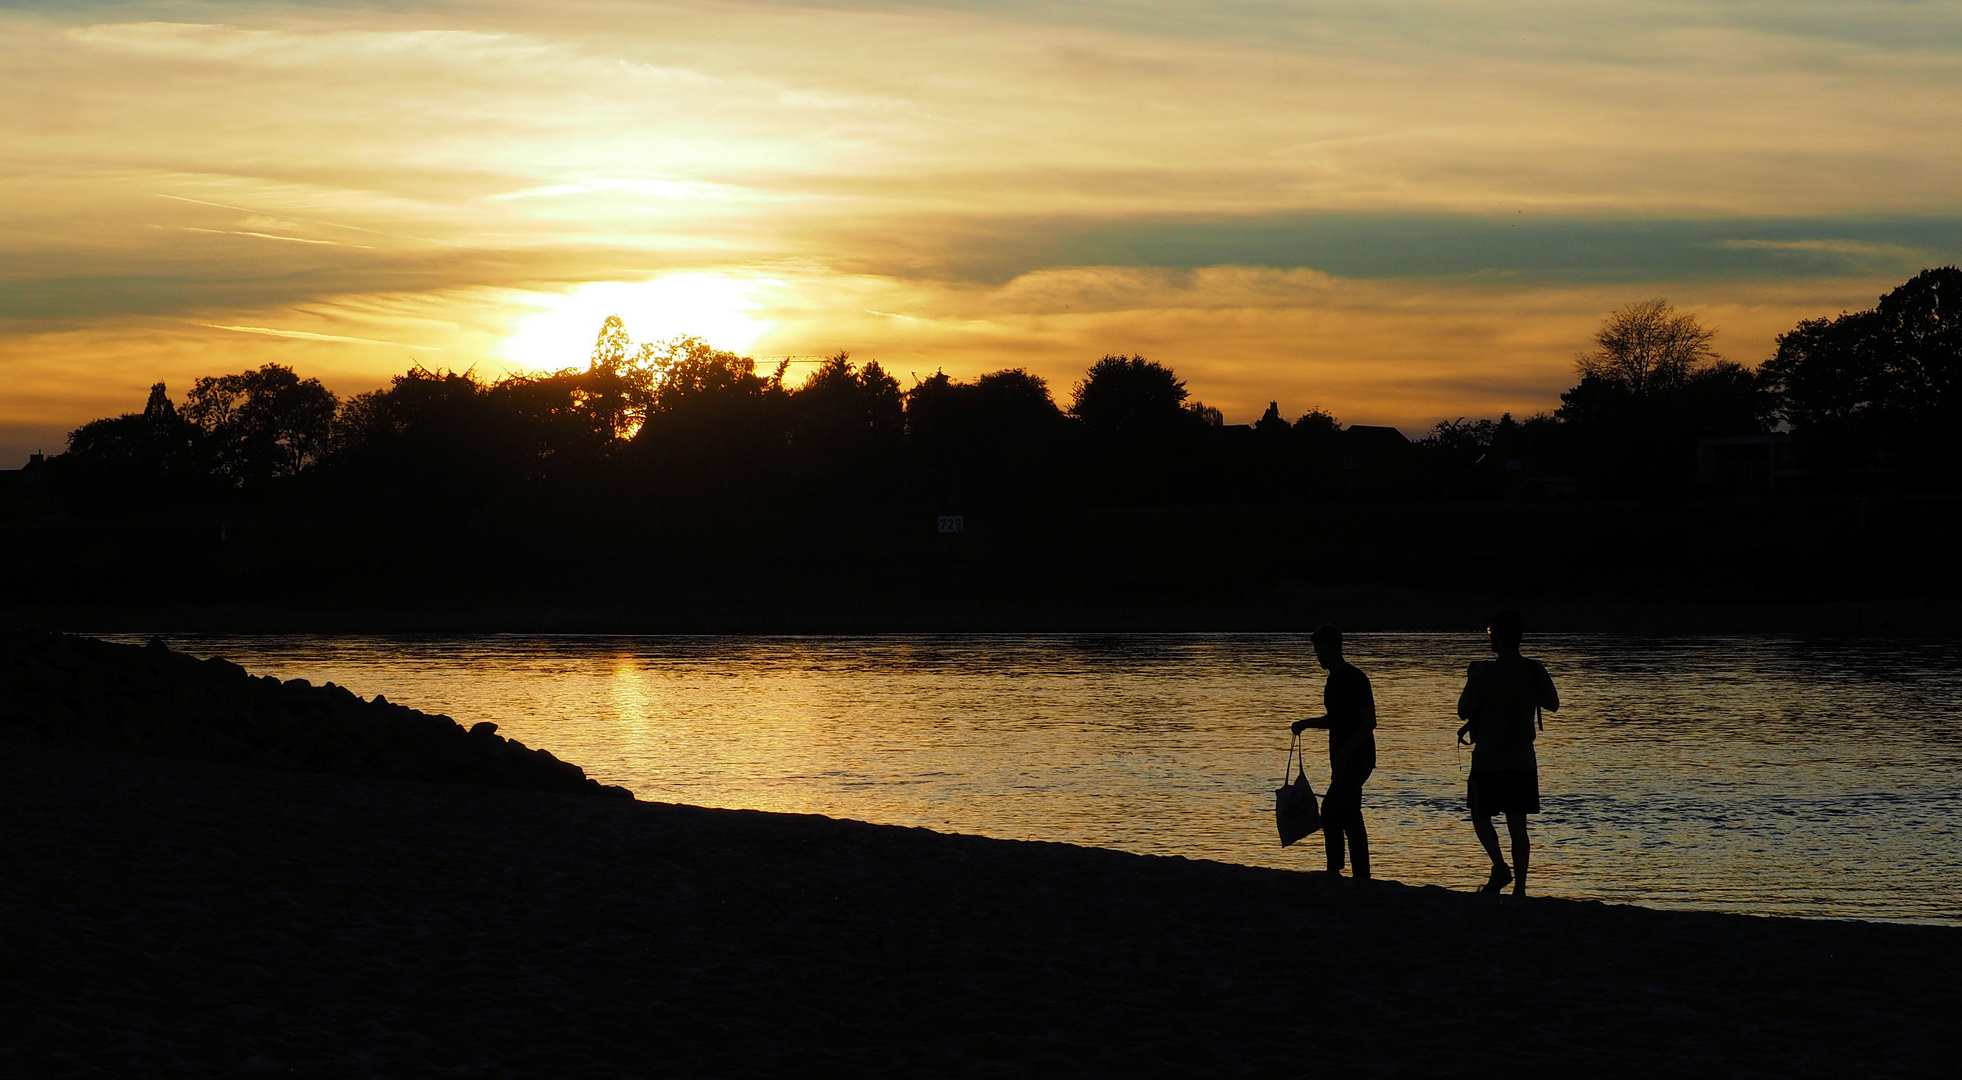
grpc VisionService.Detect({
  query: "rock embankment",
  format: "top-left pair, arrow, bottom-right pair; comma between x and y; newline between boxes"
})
0,631 -> 629,797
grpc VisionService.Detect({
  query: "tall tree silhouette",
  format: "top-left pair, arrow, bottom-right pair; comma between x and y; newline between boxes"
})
1761,266 -> 1962,477
584,315 -> 656,440
903,368 -> 1067,509
1558,301 -> 1768,493
1068,354 -> 1189,434
1575,299 -> 1719,396
786,351 -> 904,486
182,364 -> 340,488
906,368 -> 1060,452
631,336 -> 790,497
328,367 -> 569,502
57,382 -> 203,504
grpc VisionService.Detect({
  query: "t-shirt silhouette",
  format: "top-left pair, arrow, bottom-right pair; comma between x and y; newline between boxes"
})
1322,660 -> 1376,777
1458,655 -> 1558,773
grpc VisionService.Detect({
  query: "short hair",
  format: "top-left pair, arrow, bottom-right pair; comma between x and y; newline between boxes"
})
1489,610 -> 1524,649
1310,623 -> 1342,649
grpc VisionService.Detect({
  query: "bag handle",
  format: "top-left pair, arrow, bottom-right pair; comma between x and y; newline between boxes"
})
1283,731 -> 1303,783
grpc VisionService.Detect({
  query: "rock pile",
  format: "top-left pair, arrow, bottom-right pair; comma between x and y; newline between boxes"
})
0,632 -> 630,798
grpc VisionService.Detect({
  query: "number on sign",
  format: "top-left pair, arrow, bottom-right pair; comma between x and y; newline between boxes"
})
937,515 -> 965,534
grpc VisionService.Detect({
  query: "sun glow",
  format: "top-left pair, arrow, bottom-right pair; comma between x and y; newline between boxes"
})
498,274 -> 779,372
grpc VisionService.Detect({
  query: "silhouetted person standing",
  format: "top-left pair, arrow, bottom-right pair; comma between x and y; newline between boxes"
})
1291,624 -> 1376,879
1456,611 -> 1559,896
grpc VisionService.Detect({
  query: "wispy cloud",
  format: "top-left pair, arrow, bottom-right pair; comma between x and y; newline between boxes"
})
153,194 -> 444,245
3,0 -> 1961,463
196,323 -> 442,349
179,227 -> 366,247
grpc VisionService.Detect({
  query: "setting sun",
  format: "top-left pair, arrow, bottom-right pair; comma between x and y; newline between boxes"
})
498,273 -> 781,372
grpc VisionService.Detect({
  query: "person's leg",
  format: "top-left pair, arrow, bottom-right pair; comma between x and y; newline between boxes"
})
1322,786 -> 1349,873
1472,811 -> 1511,891
1346,798 -> 1370,880
1506,812 -> 1530,896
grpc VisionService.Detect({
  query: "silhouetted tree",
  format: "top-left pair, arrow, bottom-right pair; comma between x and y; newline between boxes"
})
1283,408 -> 1345,496
1069,355 -> 1190,435
630,336 -> 791,497
1576,299 -> 1719,396
1423,417 -> 1500,461
1419,414 -> 1544,496
905,368 -> 1060,452
1293,409 -> 1341,438
55,382 -> 203,504
329,368 -> 526,500
1558,301 -> 1770,493
1760,309 -> 1886,435
972,369 -> 1062,431
585,315 -> 658,440
644,336 -> 783,416
182,364 -> 340,488
786,351 -> 904,486
488,370 -> 619,480
901,368 -> 1069,509
1760,267 -> 1962,479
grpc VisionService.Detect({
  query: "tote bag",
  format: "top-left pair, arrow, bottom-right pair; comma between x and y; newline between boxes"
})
1275,733 -> 1322,847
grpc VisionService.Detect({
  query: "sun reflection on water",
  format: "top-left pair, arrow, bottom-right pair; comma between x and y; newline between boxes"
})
128,633 -> 1962,925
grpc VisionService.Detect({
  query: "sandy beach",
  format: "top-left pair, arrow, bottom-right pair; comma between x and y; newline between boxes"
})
5,743 -> 1958,1078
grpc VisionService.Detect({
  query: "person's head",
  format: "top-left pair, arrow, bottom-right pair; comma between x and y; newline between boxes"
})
1310,623 -> 1342,668
1488,610 -> 1524,654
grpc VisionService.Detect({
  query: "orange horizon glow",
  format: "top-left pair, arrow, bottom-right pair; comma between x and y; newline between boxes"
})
4,3 -> 1960,460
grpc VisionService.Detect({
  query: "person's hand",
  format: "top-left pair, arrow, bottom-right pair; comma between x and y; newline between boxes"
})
1455,722 -> 1473,746
1290,718 -> 1307,736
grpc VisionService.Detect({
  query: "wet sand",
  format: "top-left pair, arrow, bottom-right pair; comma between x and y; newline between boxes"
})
5,747 -> 1956,1078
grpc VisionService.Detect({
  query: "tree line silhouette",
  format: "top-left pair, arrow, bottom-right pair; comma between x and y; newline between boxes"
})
36,267 -> 1962,519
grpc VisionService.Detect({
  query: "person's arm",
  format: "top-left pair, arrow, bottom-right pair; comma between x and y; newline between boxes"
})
1291,714 -> 1331,735
1534,660 -> 1560,713
1455,663 -> 1479,744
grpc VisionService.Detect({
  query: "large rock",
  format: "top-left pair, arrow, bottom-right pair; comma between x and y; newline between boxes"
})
0,631 -> 631,798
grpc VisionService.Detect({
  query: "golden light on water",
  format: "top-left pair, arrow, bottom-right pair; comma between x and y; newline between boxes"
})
118,632 -> 1962,924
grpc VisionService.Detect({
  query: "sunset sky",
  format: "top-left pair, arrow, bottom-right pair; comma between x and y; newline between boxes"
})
5,0 -> 1961,465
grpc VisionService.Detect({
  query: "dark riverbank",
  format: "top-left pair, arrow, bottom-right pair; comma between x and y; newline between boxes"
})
5,492 -> 1959,635
5,745 -> 1958,1077
9,587 -> 1959,636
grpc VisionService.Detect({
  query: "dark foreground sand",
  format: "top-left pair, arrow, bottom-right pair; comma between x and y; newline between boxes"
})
4,749 -> 1957,1078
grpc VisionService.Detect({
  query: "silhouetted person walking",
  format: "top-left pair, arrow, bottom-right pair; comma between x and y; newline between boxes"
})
1456,610 -> 1559,896
1291,624 -> 1376,879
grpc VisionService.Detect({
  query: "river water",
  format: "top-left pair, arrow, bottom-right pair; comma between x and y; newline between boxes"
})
124,633 -> 1962,925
